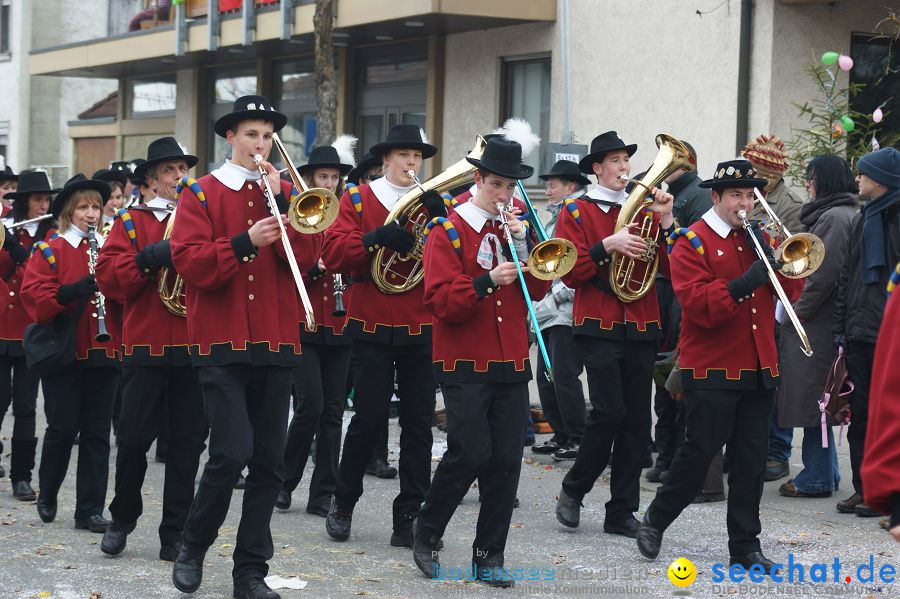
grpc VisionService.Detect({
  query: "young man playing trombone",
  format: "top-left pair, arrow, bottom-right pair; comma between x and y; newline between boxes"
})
95,137 -> 207,564
636,159 -> 803,573
169,95 -> 319,599
413,138 -> 548,587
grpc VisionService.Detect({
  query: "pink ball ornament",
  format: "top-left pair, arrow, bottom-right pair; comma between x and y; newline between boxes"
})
873,107 -> 884,124
838,55 -> 854,71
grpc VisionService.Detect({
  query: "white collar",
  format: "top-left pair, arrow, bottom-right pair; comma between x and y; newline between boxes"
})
145,197 -> 175,222
211,160 -> 261,191
584,185 -> 627,213
369,175 -> 415,212
22,221 -> 39,237
61,226 -> 104,249
701,207 -> 736,239
468,183 -> 477,196
455,200 -> 498,233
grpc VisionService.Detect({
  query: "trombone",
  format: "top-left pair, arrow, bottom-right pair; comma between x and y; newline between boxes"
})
738,209 -> 813,357
271,133 -> 339,233
752,188 -> 824,279
0,214 -> 55,246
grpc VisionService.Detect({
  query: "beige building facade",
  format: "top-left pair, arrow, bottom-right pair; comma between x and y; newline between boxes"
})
28,0 -> 897,189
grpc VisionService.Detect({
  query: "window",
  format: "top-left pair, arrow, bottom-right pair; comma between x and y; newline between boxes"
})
0,0 -> 11,57
207,66 -> 258,170
273,57 -> 318,162
129,77 -> 177,117
0,120 -> 8,159
501,56 -> 551,186
850,33 -> 899,152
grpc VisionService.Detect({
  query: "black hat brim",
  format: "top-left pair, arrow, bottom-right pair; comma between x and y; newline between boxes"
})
578,144 -> 638,173
51,180 -> 111,218
297,161 -> 354,177
134,154 -> 200,179
346,156 -> 382,184
466,156 -> 534,181
369,140 -> 438,160
0,174 -> 18,183
538,172 -> 591,186
698,177 -> 768,190
214,110 -> 288,138
7,188 -> 61,202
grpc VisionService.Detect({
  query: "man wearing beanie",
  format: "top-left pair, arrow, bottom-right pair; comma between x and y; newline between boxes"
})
833,146 -> 900,518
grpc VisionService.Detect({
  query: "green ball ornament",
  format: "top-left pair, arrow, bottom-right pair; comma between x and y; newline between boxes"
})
840,115 -> 855,132
821,51 -> 839,66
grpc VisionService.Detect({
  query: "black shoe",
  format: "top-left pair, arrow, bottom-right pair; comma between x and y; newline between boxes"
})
531,439 -> 562,454
412,520 -> 441,579
837,492 -> 864,514
473,553 -> 515,588
233,577 -> 280,599
555,488 -> 582,529
172,547 -> 205,593
75,514 -> 111,533
325,498 -> 352,541
365,458 -> 398,479
275,489 -> 291,510
305,502 -> 329,518
855,502 -> 882,518
730,552 -> 780,576
12,480 -> 36,501
37,497 -> 57,523
234,475 -> 247,490
604,515 -> 640,538
551,442 -> 579,461
692,491 -> 727,503
636,512 -> 663,559
391,523 -> 444,550
100,520 -> 136,555
764,460 -> 789,482
645,467 -> 666,483
159,540 -> 182,562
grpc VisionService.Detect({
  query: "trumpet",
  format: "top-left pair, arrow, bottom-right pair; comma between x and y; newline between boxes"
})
0,214 -> 55,246
738,210 -> 812,357
86,225 -> 112,343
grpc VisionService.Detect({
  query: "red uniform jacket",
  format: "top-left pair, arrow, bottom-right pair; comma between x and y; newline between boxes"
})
300,232 -> 351,346
170,173 -> 319,367
321,183 -> 432,345
423,199 -> 549,383
861,290 -> 900,516
0,228 -> 56,355
555,198 -> 669,340
671,217 -> 803,390
96,207 -> 190,366
21,235 -> 119,366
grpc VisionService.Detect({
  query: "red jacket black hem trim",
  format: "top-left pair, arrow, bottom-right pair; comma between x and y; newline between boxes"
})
0,339 -> 24,357
573,319 -> 662,341
188,341 -> 301,368
434,359 -> 533,384
681,367 -> 779,391
344,318 -> 433,346
123,345 -> 192,367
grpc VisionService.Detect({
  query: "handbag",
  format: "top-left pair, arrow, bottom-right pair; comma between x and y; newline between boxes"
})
818,346 -> 854,448
23,295 -> 90,377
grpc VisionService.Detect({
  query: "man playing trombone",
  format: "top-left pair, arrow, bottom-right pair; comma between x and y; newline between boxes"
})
636,159 -> 803,574
169,95 -> 319,599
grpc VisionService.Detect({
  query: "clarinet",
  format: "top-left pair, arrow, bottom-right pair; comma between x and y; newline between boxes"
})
86,225 -> 111,343
332,273 -> 347,317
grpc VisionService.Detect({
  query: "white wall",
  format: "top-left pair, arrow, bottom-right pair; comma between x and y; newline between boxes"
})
0,0 -> 26,170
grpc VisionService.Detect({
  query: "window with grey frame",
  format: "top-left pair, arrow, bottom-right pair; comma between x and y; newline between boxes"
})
129,76 -> 177,118
501,55 -> 551,186
0,0 -> 11,57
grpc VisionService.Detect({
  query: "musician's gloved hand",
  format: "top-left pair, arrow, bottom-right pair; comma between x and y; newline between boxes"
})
2,230 -> 29,264
57,274 -> 98,304
135,240 -> 173,275
422,190 -> 448,219
746,224 -> 776,261
727,259 -> 770,303
308,264 -> 326,280
362,218 -> 415,254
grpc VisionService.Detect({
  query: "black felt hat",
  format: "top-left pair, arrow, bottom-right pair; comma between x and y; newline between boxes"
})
346,152 -> 381,184
466,138 -> 534,180
298,145 -> 354,177
51,174 -> 111,218
5,170 -> 60,201
369,124 -> 437,159
92,168 -> 129,188
698,159 -> 768,190
539,159 -> 591,186
578,131 -> 638,174
214,95 -> 288,138
134,137 -> 199,180
0,163 -> 17,184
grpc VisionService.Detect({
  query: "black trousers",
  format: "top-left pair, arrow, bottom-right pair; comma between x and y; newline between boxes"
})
333,340 -> 434,527
38,365 -> 119,520
846,341 -> 875,496
535,325 -> 586,445
561,337 -> 655,523
418,381 -> 528,558
652,360 -> 684,470
109,365 -> 207,545
181,364 -> 292,583
283,343 -> 351,508
0,354 -> 40,482
647,378 -> 773,556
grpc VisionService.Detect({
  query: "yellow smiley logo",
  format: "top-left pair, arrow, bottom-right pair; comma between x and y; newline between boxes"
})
667,557 -> 697,587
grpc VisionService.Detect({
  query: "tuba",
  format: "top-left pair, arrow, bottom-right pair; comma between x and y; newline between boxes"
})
610,134 -> 696,302
157,205 -> 186,317
371,135 -> 486,294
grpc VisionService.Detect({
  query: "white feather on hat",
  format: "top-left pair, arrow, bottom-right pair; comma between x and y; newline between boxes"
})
419,128 -> 430,145
493,118 -> 541,158
331,134 -> 358,168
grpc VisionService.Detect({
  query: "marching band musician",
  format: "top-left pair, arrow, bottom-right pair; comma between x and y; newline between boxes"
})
0,170 -> 59,501
413,138 -> 548,587
0,159 -> 17,218
21,174 -> 119,533
93,168 -> 128,235
95,137 -> 208,563
321,124 -> 445,547
169,95 -> 318,599
553,131 -> 675,537
276,139 -> 355,517
636,159 -> 803,573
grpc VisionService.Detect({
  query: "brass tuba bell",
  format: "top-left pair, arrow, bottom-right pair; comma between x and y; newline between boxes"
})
157,204 -> 186,317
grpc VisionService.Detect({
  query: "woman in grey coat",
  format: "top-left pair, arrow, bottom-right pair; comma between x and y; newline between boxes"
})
778,155 -> 858,497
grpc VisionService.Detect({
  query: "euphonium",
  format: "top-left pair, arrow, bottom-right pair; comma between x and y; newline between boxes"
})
371,135 -> 486,294
610,134 -> 696,302
157,205 -> 186,317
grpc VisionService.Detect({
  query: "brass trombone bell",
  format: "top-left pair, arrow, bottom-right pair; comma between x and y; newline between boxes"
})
528,239 -> 578,281
775,232 -> 824,279
288,189 -> 340,233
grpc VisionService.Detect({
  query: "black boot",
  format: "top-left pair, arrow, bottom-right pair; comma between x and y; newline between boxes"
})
11,480 -> 36,501
555,488 -> 582,528
412,519 -> 441,579
730,552 -> 780,576
172,545 -> 205,593
37,495 -> 57,523
233,576 -> 280,599
75,514 -> 111,533
365,458 -> 397,479
101,520 -> 136,556
636,511 -> 663,559
275,489 -> 291,510
325,498 -> 353,541
473,551 -> 514,588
